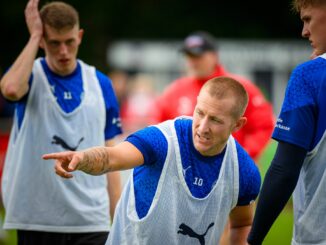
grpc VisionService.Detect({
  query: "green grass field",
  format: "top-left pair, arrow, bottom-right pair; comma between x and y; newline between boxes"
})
0,209 -> 16,245
0,140 -> 293,245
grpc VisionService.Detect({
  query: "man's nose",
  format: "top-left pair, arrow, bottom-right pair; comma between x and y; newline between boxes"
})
301,24 -> 309,38
59,43 -> 68,54
198,117 -> 209,133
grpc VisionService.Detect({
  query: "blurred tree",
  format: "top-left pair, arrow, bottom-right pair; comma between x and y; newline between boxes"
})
0,0 -> 302,73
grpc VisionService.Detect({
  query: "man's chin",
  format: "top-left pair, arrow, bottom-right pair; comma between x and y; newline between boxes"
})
194,143 -> 209,155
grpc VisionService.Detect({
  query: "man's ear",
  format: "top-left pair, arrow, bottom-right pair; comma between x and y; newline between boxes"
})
232,117 -> 247,133
78,29 -> 84,45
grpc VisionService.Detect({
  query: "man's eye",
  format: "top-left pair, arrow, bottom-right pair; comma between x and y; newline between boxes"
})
66,40 -> 74,45
49,42 -> 60,47
196,110 -> 203,116
212,118 -> 221,124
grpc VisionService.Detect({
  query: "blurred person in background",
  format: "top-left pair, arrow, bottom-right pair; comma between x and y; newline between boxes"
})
247,0 -> 326,244
0,0 -> 122,244
108,69 -> 130,108
119,74 -> 158,134
111,72 -> 158,186
153,31 -> 274,162
110,71 -> 158,138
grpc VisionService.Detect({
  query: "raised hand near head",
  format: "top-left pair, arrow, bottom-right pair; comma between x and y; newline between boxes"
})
25,0 -> 43,39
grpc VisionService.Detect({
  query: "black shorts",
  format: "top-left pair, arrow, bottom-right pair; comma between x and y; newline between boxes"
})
17,230 -> 109,245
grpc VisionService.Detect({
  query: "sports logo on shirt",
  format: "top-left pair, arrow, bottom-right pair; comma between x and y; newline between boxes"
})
51,135 -> 84,151
112,117 -> 122,128
177,222 -> 214,245
182,166 -> 191,176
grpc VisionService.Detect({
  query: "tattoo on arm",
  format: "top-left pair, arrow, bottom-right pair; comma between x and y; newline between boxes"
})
78,147 -> 111,175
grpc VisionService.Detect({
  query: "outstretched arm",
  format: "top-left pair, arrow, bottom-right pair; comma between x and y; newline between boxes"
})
105,139 -> 122,222
0,0 -> 43,101
43,141 -> 144,178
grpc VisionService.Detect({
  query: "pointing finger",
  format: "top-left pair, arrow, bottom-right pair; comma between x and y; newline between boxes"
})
42,152 -> 71,160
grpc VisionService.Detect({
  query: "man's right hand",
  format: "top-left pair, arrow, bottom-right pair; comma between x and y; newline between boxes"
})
25,0 -> 43,40
43,151 -> 84,179
43,146 -> 111,178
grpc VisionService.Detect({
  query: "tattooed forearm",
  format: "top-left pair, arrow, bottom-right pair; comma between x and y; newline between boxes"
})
78,147 -> 111,175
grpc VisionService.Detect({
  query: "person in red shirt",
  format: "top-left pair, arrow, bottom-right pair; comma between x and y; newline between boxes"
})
154,31 -> 274,161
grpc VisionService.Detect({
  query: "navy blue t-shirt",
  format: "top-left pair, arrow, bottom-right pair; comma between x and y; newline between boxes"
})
273,56 -> 326,151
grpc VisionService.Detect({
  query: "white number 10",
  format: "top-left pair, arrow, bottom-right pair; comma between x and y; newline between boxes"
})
193,177 -> 203,186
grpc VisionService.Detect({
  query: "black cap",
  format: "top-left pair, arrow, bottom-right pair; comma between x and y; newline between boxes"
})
180,31 -> 217,56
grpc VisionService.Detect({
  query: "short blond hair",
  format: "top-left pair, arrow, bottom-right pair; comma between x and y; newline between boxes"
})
292,0 -> 326,12
40,1 -> 79,30
200,76 -> 248,118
